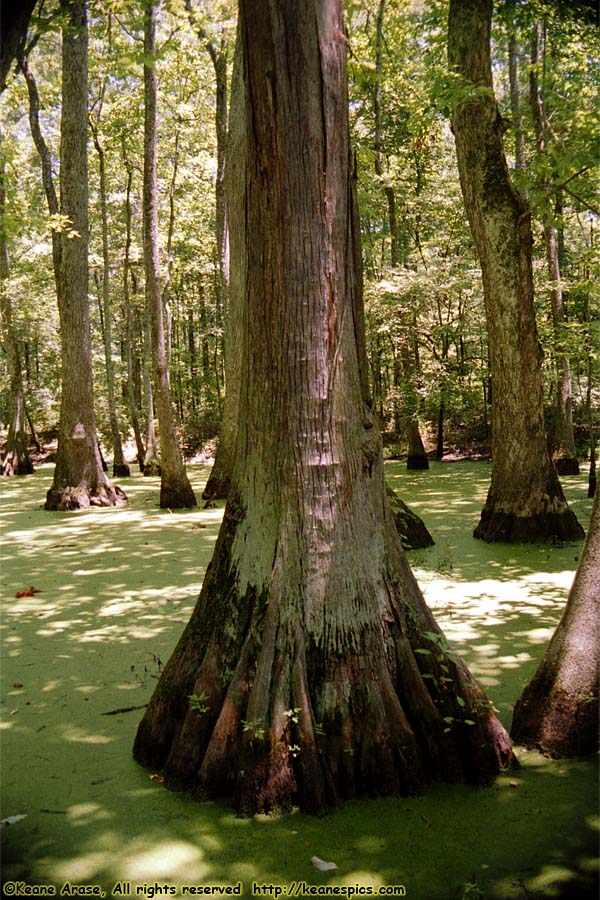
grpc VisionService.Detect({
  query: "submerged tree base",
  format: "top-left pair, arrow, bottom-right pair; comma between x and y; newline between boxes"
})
1,438 -> 35,477
474,503 -> 585,543
160,478 -> 197,509
512,686 -> 598,758
45,480 -> 127,510
202,470 -> 231,502
134,499 -> 516,816
113,462 -> 131,478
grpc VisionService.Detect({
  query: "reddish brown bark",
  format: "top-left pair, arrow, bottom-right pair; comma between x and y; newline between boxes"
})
511,487 -> 599,756
134,0 -> 515,815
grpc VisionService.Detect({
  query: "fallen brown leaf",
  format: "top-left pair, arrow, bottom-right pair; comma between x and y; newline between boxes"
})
149,774 -> 165,783
15,587 -> 43,598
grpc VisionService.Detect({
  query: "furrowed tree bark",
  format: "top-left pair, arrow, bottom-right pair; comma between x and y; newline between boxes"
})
30,0 -> 125,510
0,147 -> 34,476
448,0 -> 583,543
143,0 -> 196,508
133,0 -> 515,815
511,485 -> 599,756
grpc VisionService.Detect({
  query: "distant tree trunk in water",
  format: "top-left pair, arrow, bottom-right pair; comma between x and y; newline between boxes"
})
530,20 -> 578,476
42,0 -> 125,511
91,117 -> 130,478
436,401 -> 444,461
143,0 -> 196,508
448,0 -> 582,543
142,300 -> 160,475
123,161 -> 145,472
512,486 -> 599,756
133,0 -> 515,815
400,338 -> 428,470
0,151 -> 34,477
202,38 -> 243,502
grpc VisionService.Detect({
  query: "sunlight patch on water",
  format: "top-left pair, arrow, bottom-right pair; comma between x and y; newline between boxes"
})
118,839 -> 210,881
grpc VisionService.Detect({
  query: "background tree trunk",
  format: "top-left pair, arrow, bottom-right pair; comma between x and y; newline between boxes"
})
134,0 -> 515,816
202,37 -> 243,502
44,0 -> 125,510
0,148 -> 34,476
448,0 -> 582,543
143,0 -> 196,508
511,486 -> 599,756
91,113 -> 130,478
122,160 -> 146,471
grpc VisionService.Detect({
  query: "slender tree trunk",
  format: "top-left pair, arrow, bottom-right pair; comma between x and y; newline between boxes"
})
0,147 -> 34,476
202,37 -> 243,501
187,0 -> 233,502
143,0 -> 196,508
512,485 -> 599,756
142,298 -> 160,475
448,0 -> 582,543
134,0 -> 515,815
26,0 -> 125,510
91,116 -> 130,478
530,20 -> 578,475
122,161 -> 146,471
374,0 -> 398,268
507,27 -> 527,182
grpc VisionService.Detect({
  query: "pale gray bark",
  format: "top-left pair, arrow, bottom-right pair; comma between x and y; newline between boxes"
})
448,0 -> 582,542
91,103 -> 129,478
530,20 -> 578,474
0,147 -> 34,476
143,0 -> 196,508
122,160 -> 146,470
41,0 -> 124,509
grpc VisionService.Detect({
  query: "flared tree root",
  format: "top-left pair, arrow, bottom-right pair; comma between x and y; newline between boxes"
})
134,535 -> 516,815
45,480 -> 127,510
474,500 -> 585,544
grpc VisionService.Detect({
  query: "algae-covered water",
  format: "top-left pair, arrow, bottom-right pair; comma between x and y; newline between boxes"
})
1,461 -> 597,900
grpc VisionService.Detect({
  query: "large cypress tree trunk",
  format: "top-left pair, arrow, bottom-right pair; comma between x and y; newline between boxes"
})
448,0 -> 582,543
44,0 -> 125,511
511,486 -> 599,756
143,0 -> 196,508
134,0 -> 515,815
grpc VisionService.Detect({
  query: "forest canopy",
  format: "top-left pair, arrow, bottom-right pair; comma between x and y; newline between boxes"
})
0,0 -> 598,477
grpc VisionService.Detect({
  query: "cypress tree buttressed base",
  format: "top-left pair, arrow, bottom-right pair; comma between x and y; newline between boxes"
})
134,492 -> 516,816
45,480 -> 127,510
160,477 -> 197,510
474,500 -> 585,544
